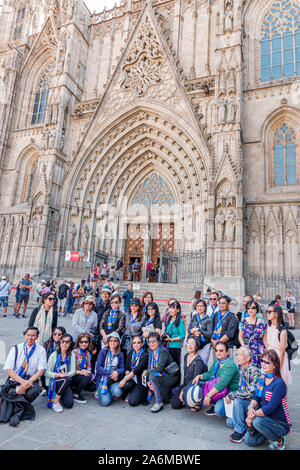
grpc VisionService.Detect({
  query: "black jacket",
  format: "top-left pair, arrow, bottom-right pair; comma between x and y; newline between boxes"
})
212,310 -> 238,348
28,306 -> 57,332
125,349 -> 149,385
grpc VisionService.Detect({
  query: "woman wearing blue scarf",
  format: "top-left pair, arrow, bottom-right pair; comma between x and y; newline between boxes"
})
119,334 -> 149,406
188,300 -> 213,366
45,334 -> 76,413
244,349 -> 291,450
99,297 -> 125,348
72,333 -> 96,403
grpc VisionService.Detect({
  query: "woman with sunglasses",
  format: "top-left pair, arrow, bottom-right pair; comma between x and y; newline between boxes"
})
122,298 -> 145,355
28,292 -> 58,346
239,301 -> 267,369
119,335 -> 149,406
161,297 -> 177,325
141,292 -> 154,315
99,296 -> 125,348
188,300 -> 213,366
266,305 -> 291,385
43,326 -> 66,360
72,295 -> 98,342
244,349 -> 291,450
45,334 -> 76,413
95,331 -> 125,406
72,333 -> 96,403
142,302 -> 162,342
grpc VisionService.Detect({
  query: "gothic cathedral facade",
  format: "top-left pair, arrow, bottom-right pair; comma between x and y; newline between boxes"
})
0,0 -> 299,301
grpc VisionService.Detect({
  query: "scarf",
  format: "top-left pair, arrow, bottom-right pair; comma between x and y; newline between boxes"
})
99,350 -> 116,395
33,304 -> 53,346
210,305 -> 219,320
47,353 -> 71,408
212,310 -> 231,341
145,316 -> 155,327
255,372 -> 274,398
211,356 -> 230,380
130,312 -> 139,324
79,348 -> 88,370
196,313 -> 207,343
147,346 -> 164,402
18,343 -> 36,378
107,308 -> 120,331
52,341 -> 59,353
131,349 -> 144,370
239,364 -> 249,391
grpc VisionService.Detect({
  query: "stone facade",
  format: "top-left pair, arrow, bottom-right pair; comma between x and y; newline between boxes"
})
0,0 -> 299,302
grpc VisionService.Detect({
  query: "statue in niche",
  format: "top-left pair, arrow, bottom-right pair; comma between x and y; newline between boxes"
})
28,217 -> 37,242
227,98 -> 237,123
219,69 -> 226,95
227,69 -> 236,94
51,102 -> 59,124
224,5 -> 233,32
81,224 -> 89,248
66,0 -> 74,21
215,209 -> 226,241
49,129 -> 57,148
41,126 -> 50,149
224,209 -> 236,242
217,99 -> 226,124
67,223 -> 77,247
33,218 -> 41,243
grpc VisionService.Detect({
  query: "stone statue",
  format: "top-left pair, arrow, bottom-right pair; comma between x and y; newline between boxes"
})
224,5 -> 233,32
227,69 -> 236,94
218,99 -> 226,124
227,98 -> 237,123
215,209 -> 226,241
219,69 -> 226,95
224,209 -> 236,242
67,222 -> 77,247
81,224 -> 89,248
41,126 -> 50,149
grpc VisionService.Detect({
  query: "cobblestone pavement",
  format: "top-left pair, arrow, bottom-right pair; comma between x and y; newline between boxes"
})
0,307 -> 299,451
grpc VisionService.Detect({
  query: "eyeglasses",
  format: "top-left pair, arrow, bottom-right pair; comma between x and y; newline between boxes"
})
261,359 -> 274,365
84,302 -> 94,305
79,340 -> 89,344
109,339 -> 119,343
48,298 -> 55,301
133,341 -> 142,345
61,340 -> 70,344
53,332 -> 62,337
148,340 -> 157,344
267,310 -> 274,314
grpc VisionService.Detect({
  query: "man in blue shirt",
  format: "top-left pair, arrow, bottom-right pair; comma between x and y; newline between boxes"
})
122,283 -> 134,313
0,276 -> 11,317
15,273 -> 32,319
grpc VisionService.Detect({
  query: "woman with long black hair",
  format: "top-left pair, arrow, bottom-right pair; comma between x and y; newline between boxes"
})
163,301 -> 185,375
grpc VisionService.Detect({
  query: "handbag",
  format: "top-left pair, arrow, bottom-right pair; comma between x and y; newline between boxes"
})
202,377 -> 229,404
165,361 -> 180,377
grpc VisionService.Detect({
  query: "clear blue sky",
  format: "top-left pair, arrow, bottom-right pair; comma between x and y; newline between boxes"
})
84,0 -> 121,13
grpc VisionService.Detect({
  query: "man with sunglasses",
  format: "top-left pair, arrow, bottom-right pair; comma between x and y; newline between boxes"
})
1,327 -> 47,426
211,295 -> 238,358
206,292 -> 220,319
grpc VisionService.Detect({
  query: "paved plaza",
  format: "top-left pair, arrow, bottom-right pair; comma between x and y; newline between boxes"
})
0,307 -> 299,451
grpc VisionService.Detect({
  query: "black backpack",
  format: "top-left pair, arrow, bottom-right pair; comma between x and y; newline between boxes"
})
58,284 -> 68,299
278,326 -> 298,366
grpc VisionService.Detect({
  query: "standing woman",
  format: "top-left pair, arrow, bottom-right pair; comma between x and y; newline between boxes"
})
95,332 -> 125,407
141,292 -> 154,315
239,301 -> 267,369
72,295 -> 98,342
163,301 -> 185,376
72,333 -> 96,403
189,290 -> 202,314
65,281 -> 76,316
123,298 -> 145,355
266,305 -> 292,385
188,300 -> 213,366
161,297 -> 177,325
45,334 -> 76,413
119,335 -> 149,406
28,292 -> 58,346
142,302 -> 162,342
99,296 -> 125,348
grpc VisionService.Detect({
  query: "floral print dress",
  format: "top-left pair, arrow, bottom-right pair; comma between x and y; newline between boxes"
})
241,318 -> 267,368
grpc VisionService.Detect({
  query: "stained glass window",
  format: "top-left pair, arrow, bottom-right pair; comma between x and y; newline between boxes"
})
131,173 -> 175,207
261,0 -> 300,82
31,62 -> 53,125
14,7 -> 26,40
273,123 -> 297,185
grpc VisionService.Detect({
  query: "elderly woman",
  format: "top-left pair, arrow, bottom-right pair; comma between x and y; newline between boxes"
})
95,332 -> 125,406
28,292 -> 58,346
45,334 -> 76,413
239,300 -> 267,369
171,336 -> 206,410
188,299 -> 213,366
122,298 -> 145,355
142,332 -> 179,413
190,342 -> 239,415
72,295 -> 98,342
99,296 -> 125,348
244,349 -> 292,450
72,333 -> 96,403
119,335 -> 149,406
142,302 -> 162,342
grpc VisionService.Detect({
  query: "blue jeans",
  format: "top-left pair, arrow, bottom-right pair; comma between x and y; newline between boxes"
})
214,398 -> 233,428
232,398 -> 251,434
65,297 -> 75,314
244,416 -> 289,447
98,382 -> 123,407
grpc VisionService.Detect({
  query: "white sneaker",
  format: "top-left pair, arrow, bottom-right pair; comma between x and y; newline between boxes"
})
52,402 -> 63,413
40,388 -> 47,396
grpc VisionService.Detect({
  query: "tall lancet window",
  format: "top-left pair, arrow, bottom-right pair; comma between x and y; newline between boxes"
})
273,123 -> 297,186
261,0 -> 300,82
31,62 -> 53,125
14,7 -> 26,40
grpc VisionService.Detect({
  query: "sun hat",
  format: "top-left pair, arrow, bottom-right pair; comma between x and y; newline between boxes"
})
183,384 -> 203,409
130,297 -> 141,306
101,287 -> 112,294
83,295 -> 96,307
106,331 -> 121,342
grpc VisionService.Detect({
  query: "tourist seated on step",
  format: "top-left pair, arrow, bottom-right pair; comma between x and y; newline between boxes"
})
211,295 -> 238,359
244,349 -> 292,451
28,292 -> 58,347
188,299 -> 213,366
142,332 -> 179,413
71,333 -> 96,403
1,327 -> 46,426
224,345 -> 261,444
119,334 -> 149,406
171,336 -> 206,410
45,334 -> 76,413
95,332 -> 125,407
185,341 -> 239,415
142,302 -> 162,343
99,296 -> 125,349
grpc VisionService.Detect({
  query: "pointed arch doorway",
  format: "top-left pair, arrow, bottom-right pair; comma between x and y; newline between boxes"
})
123,173 -> 176,282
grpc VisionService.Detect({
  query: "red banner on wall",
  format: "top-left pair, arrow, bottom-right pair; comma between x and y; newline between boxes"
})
65,251 -> 90,262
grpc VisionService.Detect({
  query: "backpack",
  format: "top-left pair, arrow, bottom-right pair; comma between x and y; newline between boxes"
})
278,326 -> 298,365
58,284 -> 68,299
